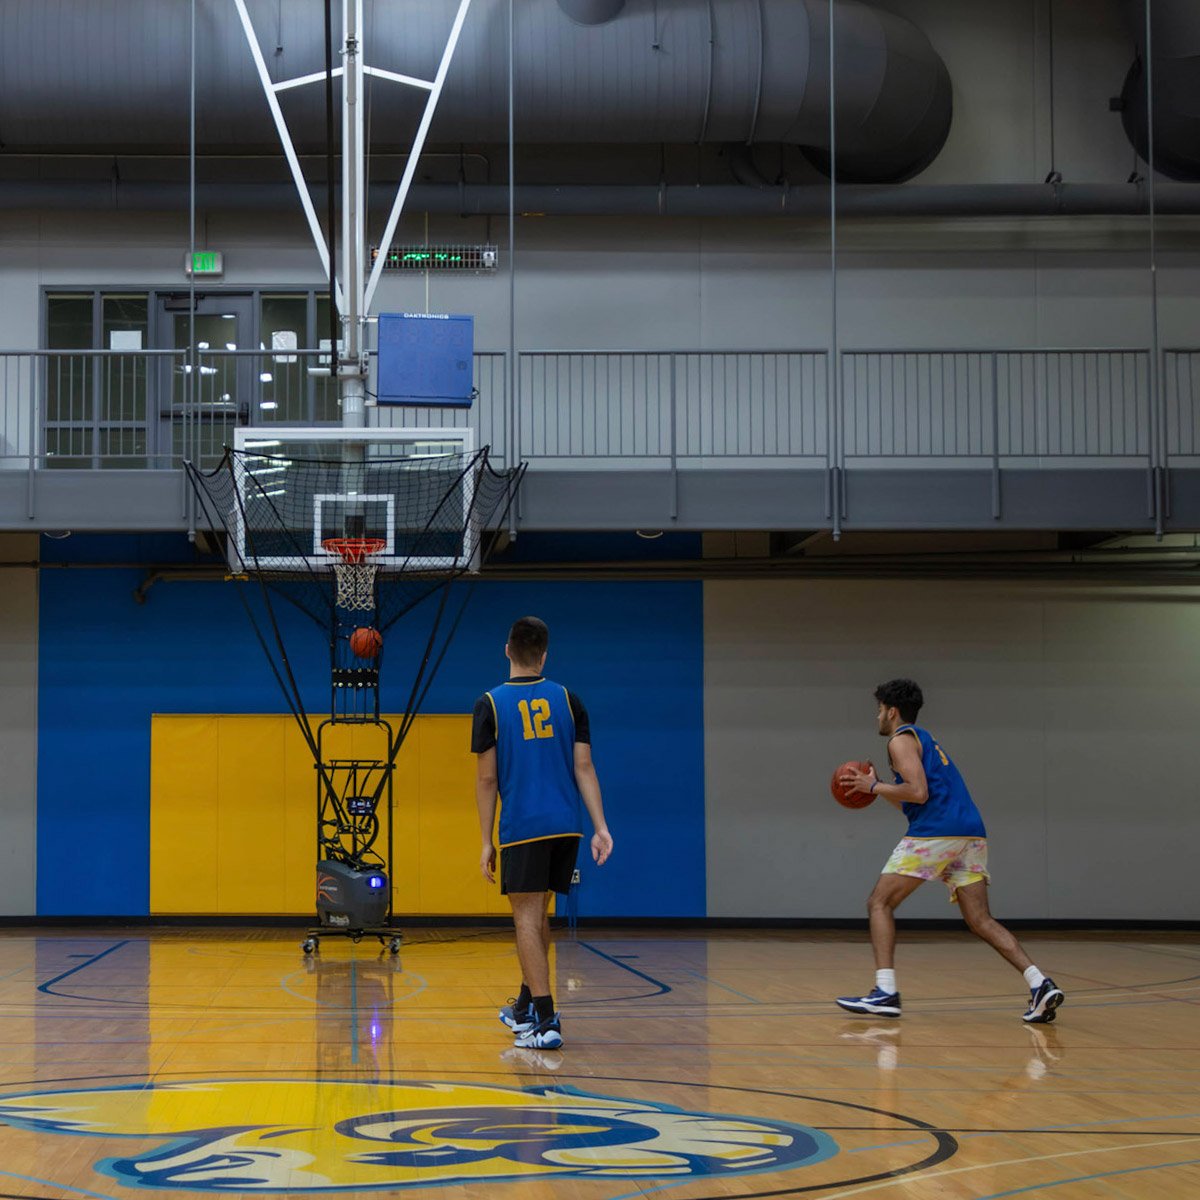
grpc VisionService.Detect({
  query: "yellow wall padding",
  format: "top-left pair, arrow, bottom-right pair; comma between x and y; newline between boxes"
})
150,715 -> 510,916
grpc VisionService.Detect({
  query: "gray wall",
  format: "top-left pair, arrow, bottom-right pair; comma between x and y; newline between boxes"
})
704,578 -> 1200,920
0,535 -> 37,914
5,209 -> 1199,355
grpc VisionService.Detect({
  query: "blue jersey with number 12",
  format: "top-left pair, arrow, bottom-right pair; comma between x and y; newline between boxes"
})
488,679 -> 582,848
892,724 -> 987,838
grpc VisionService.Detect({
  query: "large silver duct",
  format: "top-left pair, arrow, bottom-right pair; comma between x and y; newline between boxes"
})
1119,0 -> 1200,181
0,0 -> 951,184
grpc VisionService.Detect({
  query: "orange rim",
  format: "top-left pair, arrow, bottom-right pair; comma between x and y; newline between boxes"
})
322,537 -> 386,564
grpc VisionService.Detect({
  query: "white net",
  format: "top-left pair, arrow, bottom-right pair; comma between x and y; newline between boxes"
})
325,539 -> 385,612
332,560 -> 379,612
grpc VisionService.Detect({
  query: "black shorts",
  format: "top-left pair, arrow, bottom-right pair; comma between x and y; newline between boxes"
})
501,836 -> 580,895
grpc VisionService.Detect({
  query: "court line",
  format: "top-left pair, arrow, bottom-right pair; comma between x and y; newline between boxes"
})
847,1109 -> 1200,1153
971,1155 -> 1200,1198
15,974 -> 1200,1014
0,1167 -> 119,1200
682,969 -> 763,1004
804,1135 -> 1200,1200
35,941 -> 130,999
577,941 -> 673,998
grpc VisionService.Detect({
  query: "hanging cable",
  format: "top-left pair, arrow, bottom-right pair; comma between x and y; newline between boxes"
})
324,0 -> 339,378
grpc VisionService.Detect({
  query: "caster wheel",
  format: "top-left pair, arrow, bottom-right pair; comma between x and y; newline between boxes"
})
388,938 -> 401,955
302,938 -> 318,955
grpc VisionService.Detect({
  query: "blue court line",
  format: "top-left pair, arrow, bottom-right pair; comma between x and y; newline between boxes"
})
681,968 -> 762,1004
36,941 -> 130,999
0,1167 -> 120,1200
971,1155 -> 1200,1198
576,942 -> 672,998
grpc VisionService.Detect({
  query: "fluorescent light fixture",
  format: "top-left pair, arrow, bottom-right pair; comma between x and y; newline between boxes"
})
260,372 -> 273,383
260,401 -> 279,410
225,342 -> 237,351
197,341 -> 210,350
221,313 -> 237,320
244,440 -> 282,448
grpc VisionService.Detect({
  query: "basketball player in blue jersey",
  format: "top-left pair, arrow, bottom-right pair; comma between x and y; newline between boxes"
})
472,616 -> 614,1050
836,678 -> 1064,1024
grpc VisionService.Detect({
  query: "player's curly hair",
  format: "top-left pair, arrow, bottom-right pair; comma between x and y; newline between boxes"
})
874,678 -> 924,723
508,615 -> 549,668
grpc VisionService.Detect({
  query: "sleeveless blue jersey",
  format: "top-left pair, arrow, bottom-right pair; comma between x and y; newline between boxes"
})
891,725 -> 987,838
487,678 -> 583,848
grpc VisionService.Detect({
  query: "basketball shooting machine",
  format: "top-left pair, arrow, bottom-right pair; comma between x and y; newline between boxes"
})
187,429 -> 523,954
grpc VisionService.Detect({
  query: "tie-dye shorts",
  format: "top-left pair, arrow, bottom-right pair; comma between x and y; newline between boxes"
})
882,836 -> 989,902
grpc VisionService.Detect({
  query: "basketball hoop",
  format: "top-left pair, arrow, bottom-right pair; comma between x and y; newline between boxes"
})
323,537 -> 386,612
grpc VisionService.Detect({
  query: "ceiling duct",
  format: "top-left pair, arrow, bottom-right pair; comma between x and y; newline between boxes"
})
1119,0 -> 1200,180
0,0 -> 951,184
557,0 -> 625,25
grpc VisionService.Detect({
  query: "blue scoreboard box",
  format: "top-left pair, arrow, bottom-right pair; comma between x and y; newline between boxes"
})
376,312 -> 474,406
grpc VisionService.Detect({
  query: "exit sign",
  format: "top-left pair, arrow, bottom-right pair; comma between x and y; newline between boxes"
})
184,251 -> 224,277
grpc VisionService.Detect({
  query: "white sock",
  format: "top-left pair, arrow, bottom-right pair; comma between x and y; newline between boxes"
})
1024,966 -> 1046,990
876,969 -> 897,994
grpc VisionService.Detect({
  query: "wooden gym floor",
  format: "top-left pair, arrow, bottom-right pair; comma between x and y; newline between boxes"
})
0,928 -> 1197,1199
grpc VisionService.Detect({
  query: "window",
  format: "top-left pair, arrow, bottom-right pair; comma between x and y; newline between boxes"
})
44,292 -> 152,468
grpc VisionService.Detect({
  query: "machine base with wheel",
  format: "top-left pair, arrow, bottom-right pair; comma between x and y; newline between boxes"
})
302,929 -> 402,955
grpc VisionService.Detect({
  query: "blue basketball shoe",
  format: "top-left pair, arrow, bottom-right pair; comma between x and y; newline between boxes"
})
499,999 -> 534,1033
1022,978 -> 1065,1024
836,987 -> 902,1017
513,1012 -> 563,1050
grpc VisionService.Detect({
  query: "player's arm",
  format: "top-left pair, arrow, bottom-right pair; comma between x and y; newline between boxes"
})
574,742 -> 613,866
475,747 -> 499,883
876,733 -> 928,806
471,695 -> 500,882
842,733 -> 928,808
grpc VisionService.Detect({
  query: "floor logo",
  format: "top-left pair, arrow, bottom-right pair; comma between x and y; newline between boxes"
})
0,1078 -> 837,1191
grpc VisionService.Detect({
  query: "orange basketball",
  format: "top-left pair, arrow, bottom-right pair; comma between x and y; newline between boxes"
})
831,760 -> 876,808
349,626 -> 383,659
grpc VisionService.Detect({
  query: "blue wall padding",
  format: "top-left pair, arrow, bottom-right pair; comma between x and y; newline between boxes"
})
38,563 -> 705,918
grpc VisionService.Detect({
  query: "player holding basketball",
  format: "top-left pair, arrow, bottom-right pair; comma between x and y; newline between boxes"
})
836,678 -> 1064,1024
473,616 -> 613,1050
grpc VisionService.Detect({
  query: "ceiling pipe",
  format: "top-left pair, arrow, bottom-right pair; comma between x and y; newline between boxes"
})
5,180 -> 1200,216
1119,0 -> 1200,180
0,0 -> 950,184
556,0 -> 625,24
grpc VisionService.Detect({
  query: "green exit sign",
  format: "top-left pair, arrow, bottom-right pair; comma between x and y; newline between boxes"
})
184,250 -> 224,277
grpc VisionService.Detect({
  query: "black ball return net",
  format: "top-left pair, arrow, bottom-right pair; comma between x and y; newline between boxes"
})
186,442 -> 524,953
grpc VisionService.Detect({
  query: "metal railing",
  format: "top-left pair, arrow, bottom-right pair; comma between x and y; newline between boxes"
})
1,347 -> 1196,484
515,351 -> 829,463
1165,350 -> 1200,459
842,349 -> 1152,461
371,352 -> 509,464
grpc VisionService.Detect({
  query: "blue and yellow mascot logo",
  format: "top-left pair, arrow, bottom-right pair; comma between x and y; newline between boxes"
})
0,1079 -> 837,1191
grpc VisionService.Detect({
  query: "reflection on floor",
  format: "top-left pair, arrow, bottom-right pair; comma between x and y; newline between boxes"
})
0,928 -> 1197,1198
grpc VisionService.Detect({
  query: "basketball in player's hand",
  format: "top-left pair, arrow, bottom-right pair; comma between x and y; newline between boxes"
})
831,761 -> 876,809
